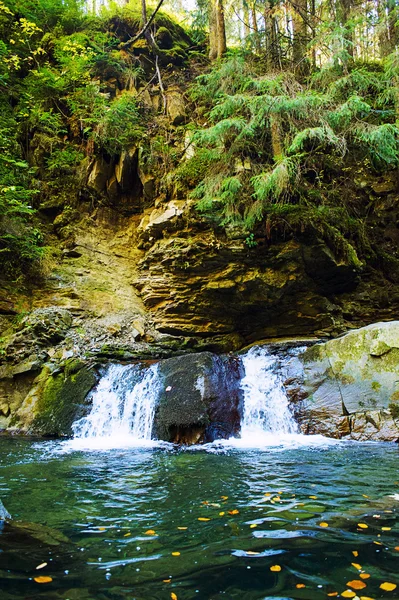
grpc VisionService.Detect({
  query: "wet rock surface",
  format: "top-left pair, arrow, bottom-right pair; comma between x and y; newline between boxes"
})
154,352 -> 244,444
284,321 -> 399,441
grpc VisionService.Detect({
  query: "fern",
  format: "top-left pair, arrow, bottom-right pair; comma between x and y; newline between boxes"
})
354,123 -> 399,169
288,126 -> 346,156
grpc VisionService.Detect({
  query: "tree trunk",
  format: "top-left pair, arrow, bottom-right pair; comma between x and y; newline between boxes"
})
292,0 -> 308,68
338,0 -> 354,59
243,0 -> 251,47
252,4 -> 261,52
209,0 -> 227,59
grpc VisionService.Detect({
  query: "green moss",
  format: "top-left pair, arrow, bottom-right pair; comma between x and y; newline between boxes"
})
372,380 -> 382,391
31,366 -> 97,436
388,402 -> 399,420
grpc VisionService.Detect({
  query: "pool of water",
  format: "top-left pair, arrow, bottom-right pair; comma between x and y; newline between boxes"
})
0,437 -> 398,599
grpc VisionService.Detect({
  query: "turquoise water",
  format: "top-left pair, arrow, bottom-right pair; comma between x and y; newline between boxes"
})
0,438 -> 398,599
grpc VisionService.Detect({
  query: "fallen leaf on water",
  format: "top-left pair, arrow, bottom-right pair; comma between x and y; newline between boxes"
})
264,493 -> 271,497
270,565 -> 281,572
124,533 -> 131,537
250,524 -> 257,528
319,522 -> 329,527
172,552 -> 180,556
246,551 -> 260,555
380,582 -> 397,592
198,517 -> 211,522
352,551 -> 359,557
381,527 -> 391,531
209,503 -> 221,508
221,496 -> 228,500
394,546 -> 399,551
201,501 -> 209,505
373,541 -> 383,545
359,596 -> 375,600
177,527 -> 187,530
309,495 -> 318,499
219,511 -> 225,516
98,527 -> 106,531
145,530 -> 156,535
362,495 -> 369,498
351,563 -> 362,570
347,579 -> 367,590
357,523 -> 368,529
327,593 -> 338,597
341,590 -> 356,598
228,509 -> 239,515
373,514 -> 381,518
163,579 -> 171,583
171,593 -> 178,600
35,563 -> 48,570
296,583 -> 306,588
360,574 -> 370,580
34,576 -> 53,584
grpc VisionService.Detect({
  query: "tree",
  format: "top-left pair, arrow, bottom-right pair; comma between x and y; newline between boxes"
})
209,0 -> 227,59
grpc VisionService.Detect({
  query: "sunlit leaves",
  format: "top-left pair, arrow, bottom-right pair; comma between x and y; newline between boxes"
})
346,579 -> 367,590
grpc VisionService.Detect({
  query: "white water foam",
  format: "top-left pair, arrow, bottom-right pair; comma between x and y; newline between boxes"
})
68,363 -> 162,450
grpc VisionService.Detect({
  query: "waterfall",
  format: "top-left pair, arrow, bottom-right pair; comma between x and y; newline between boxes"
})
71,363 -> 161,448
238,346 -> 298,445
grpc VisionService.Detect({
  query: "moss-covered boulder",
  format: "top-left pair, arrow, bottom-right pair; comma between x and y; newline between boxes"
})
153,352 -> 244,444
284,321 -> 399,441
14,360 -> 98,436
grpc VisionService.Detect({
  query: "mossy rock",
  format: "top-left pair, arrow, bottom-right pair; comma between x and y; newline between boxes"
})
156,27 -> 174,49
31,365 -> 98,436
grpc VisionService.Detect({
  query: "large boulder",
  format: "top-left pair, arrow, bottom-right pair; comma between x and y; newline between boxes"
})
153,352 -> 244,444
12,359 -> 98,436
284,322 -> 399,441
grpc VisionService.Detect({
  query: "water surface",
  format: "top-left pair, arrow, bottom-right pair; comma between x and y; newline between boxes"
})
0,438 -> 398,599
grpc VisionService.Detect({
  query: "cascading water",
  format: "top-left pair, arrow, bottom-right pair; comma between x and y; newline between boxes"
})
71,363 -> 161,449
229,346 -> 304,447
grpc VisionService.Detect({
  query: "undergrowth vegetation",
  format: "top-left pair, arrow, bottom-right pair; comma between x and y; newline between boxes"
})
178,54 -> 399,268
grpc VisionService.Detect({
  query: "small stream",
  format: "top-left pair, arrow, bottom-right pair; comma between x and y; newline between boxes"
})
0,347 -> 398,599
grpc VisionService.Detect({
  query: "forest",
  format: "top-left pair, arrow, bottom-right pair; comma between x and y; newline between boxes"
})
1,0 -> 399,284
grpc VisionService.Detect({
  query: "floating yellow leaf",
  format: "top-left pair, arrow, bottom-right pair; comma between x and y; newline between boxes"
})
381,527 -> 391,531
145,529 -> 156,535
163,579 -> 171,583
309,495 -> 318,499
172,552 -> 180,556
98,527 -> 106,531
198,517 -> 211,521
362,495 -> 369,498
296,583 -> 306,588
35,563 -> 48,570
221,496 -> 228,500
250,524 -> 257,528
351,563 -> 362,570
373,541 -> 383,545
270,565 -> 281,572
171,593 -> 178,600
201,501 -> 209,505
264,493 -> 271,497
352,551 -> 359,557
359,596 -> 375,600
124,533 -> 131,537
327,593 -> 338,597
34,576 -> 53,584
341,590 -> 356,598
177,527 -> 187,530
319,522 -> 329,528
380,582 -> 397,592
360,573 -> 370,580
357,523 -> 368,529
394,546 -> 399,551
219,511 -> 225,516
228,509 -> 239,515
347,579 -> 367,590
246,551 -> 260,555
